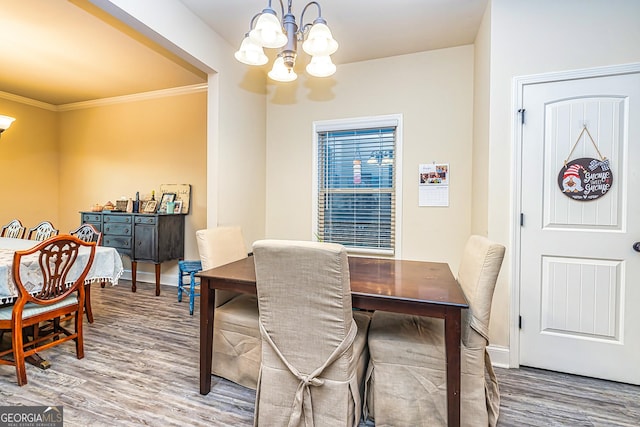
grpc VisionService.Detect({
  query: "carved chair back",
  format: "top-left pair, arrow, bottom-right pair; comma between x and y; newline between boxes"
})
1,219 -> 25,239
70,223 -> 103,246
27,221 -> 59,241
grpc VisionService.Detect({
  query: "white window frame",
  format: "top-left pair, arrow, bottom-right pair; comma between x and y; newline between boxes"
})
312,114 -> 403,258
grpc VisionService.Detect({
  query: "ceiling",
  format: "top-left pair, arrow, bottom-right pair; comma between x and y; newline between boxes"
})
0,0 -> 487,106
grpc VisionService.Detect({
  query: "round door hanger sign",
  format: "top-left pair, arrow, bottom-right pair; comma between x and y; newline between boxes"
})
557,158 -> 612,201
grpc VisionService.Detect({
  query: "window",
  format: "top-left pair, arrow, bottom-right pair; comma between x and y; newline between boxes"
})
313,115 -> 402,256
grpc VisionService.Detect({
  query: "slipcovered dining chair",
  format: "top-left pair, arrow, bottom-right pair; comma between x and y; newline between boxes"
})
195,226 -> 261,389
70,223 -> 103,324
252,239 -> 371,427
27,221 -> 59,241
364,235 -> 505,427
0,235 -> 96,386
1,219 -> 26,239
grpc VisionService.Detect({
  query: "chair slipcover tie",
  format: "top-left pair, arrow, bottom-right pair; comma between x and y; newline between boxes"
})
259,318 -> 358,427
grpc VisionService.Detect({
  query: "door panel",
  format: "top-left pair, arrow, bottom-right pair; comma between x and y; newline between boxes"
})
543,97 -> 624,229
541,256 -> 620,340
519,72 -> 640,384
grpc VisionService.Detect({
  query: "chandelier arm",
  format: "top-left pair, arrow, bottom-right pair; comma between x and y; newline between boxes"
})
300,1 -> 324,27
246,12 -> 263,33
278,0 -> 286,18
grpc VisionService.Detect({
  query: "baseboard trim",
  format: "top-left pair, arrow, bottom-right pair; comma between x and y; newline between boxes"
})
119,270 -> 178,288
487,344 -> 511,368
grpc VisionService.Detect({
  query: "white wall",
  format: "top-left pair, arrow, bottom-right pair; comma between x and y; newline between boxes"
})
265,46 -> 475,270
484,0 -> 640,351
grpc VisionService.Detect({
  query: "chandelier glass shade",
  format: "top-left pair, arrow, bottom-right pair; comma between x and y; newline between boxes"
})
235,0 -> 338,82
234,36 -> 268,66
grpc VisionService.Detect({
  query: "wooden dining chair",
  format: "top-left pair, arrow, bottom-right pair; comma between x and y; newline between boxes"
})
70,223 -> 102,245
0,235 -> 96,386
252,239 -> 371,426
364,235 -> 505,427
27,221 -> 59,241
70,223 -> 103,324
1,219 -> 26,239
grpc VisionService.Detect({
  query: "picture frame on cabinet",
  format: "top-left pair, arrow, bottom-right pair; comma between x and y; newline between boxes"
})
158,193 -> 176,213
173,200 -> 183,214
143,200 -> 157,213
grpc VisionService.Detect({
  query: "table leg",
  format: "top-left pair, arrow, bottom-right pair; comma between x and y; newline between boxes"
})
199,278 -> 215,395
85,283 -> 94,323
131,261 -> 137,292
444,307 -> 462,427
155,264 -> 161,296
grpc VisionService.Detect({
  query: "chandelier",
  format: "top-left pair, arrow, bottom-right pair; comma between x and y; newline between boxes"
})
234,0 -> 338,82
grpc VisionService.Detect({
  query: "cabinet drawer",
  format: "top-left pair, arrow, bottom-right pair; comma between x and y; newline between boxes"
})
104,215 -> 132,224
82,214 -> 101,223
103,236 -> 132,249
103,223 -> 132,236
135,216 -> 157,225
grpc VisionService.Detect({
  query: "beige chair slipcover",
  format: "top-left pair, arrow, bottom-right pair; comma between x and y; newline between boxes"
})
196,226 -> 261,390
252,239 -> 371,427
365,235 -> 505,427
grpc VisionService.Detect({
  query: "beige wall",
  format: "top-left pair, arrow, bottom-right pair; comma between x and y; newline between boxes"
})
471,2 -> 491,237
265,46 -> 475,271
58,90 -> 208,280
100,0 -> 268,249
0,91 -> 207,285
0,98 -> 59,229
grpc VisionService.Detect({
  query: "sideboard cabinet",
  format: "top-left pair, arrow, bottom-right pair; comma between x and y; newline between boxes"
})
80,212 -> 184,295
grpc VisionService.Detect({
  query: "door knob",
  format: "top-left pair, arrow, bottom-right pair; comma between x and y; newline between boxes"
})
634,242 -> 640,252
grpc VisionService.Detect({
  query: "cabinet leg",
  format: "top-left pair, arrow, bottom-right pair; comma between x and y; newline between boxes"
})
131,261 -> 137,293
155,264 -> 161,296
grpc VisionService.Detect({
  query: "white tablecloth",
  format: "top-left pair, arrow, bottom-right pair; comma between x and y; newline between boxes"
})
0,237 -> 124,305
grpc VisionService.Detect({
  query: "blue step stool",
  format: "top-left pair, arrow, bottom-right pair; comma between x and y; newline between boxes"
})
177,260 -> 203,315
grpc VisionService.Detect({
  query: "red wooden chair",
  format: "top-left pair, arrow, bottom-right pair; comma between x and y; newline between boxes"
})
0,235 -> 96,385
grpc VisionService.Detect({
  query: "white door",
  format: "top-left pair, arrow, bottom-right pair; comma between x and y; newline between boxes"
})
519,71 -> 640,384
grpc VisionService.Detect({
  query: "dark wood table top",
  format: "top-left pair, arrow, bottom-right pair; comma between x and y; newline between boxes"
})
197,255 -> 468,309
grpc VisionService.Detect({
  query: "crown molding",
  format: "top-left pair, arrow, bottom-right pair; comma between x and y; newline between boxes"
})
0,91 -> 57,111
57,84 -> 208,111
0,84 -> 208,112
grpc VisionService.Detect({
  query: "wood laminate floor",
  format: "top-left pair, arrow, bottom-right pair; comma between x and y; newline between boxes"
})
1,281 -> 638,426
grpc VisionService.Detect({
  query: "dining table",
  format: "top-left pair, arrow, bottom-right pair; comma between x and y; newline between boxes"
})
198,255 -> 469,427
0,236 -> 124,306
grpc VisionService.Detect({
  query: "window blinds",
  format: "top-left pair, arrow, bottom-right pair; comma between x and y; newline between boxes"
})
317,127 -> 396,254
